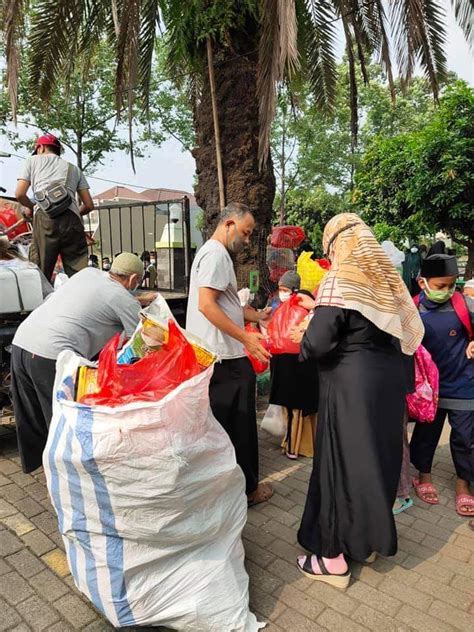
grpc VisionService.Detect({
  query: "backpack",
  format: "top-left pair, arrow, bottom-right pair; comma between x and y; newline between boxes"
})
406,345 -> 439,422
413,291 -> 473,340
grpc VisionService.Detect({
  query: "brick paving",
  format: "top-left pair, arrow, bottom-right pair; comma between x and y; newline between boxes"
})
0,406 -> 473,631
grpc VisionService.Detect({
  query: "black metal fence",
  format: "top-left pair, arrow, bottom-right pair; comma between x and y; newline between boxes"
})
83,196 -> 193,293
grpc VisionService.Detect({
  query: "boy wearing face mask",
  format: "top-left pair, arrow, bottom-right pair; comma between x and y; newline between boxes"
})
410,254 -> 474,517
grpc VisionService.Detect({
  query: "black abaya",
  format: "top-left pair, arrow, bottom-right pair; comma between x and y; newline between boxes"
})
297,307 -> 406,561
269,354 -> 319,415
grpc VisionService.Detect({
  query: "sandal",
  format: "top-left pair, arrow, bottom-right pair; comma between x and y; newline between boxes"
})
455,494 -> 474,517
364,552 -> 377,564
393,497 -> 414,515
247,482 -> 274,507
297,555 -> 351,589
412,478 -> 439,505
285,451 -> 298,460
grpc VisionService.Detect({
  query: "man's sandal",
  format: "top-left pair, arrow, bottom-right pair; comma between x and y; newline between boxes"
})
455,494 -> 474,517
412,479 -> 439,505
297,555 -> 351,589
247,482 -> 274,507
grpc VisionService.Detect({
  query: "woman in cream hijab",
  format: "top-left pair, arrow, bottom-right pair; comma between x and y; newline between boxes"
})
296,214 -> 424,588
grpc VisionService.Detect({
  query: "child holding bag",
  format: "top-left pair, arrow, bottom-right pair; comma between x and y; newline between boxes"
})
267,271 -> 318,459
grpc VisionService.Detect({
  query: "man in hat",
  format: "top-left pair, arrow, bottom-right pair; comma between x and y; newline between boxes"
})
11,252 -> 145,473
15,133 -> 94,282
410,254 -> 474,516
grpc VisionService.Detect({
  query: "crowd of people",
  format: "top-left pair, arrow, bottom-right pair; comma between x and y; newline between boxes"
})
187,206 -> 473,586
3,132 -> 473,595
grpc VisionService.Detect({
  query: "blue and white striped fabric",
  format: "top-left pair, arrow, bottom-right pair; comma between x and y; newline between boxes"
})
44,350 -> 264,631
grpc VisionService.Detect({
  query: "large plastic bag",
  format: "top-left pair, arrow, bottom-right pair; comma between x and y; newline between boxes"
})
244,323 -> 269,374
260,405 -> 286,438
297,252 -> 328,293
270,226 -> 305,249
267,294 -> 308,355
43,350 -> 264,631
82,321 -> 201,407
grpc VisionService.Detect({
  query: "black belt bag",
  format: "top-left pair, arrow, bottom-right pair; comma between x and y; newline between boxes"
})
34,164 -> 73,218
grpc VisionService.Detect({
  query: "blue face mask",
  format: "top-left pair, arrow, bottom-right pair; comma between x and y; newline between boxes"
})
129,287 -> 139,296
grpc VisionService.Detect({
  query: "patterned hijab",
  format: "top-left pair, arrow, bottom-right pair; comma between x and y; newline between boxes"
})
316,213 -> 424,355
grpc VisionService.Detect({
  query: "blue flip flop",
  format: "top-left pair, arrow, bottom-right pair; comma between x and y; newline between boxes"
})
393,497 -> 414,515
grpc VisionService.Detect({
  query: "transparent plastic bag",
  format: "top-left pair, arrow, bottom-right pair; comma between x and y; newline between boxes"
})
261,405 -> 286,438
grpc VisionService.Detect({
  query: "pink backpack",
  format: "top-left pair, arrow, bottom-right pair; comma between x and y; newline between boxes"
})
406,345 -> 439,423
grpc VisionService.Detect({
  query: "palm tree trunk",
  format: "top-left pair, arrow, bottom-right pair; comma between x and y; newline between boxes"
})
192,41 -> 275,295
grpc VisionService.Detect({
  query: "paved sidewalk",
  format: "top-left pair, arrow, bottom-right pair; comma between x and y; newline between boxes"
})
0,406 -> 473,632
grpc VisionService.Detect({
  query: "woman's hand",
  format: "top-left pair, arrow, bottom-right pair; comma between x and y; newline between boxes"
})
466,341 -> 474,360
297,293 -> 316,311
289,326 -> 304,344
289,315 -> 312,343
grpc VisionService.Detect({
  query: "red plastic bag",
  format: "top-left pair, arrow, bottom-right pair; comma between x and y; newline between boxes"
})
244,323 -> 269,374
0,207 -> 29,240
317,258 -> 331,270
81,321 -> 201,407
270,226 -> 305,249
267,294 -> 308,354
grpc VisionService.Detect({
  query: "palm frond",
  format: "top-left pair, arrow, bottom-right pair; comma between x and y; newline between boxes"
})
2,0 -> 24,122
28,0 -> 85,101
372,0 -> 396,102
138,0 -> 160,116
116,0 -> 141,172
390,0 -> 448,98
279,0 -> 300,75
81,0 -> 116,54
111,0 -> 120,36
296,0 -> 338,111
341,12 -> 358,151
451,0 -> 473,47
257,0 -> 300,169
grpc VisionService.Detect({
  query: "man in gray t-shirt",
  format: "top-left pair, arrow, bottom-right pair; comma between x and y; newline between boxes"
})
186,203 -> 273,506
11,253 -> 144,474
15,133 -> 94,282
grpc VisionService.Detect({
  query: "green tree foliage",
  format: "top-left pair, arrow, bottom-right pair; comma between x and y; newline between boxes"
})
354,81 -> 474,277
0,38 -> 194,174
271,65 -> 457,247
283,187 -> 347,251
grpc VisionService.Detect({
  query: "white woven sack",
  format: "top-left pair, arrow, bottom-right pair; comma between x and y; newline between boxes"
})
43,350 -> 265,631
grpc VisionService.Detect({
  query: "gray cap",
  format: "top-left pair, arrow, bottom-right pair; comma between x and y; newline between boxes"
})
111,252 -> 144,277
279,270 -> 300,291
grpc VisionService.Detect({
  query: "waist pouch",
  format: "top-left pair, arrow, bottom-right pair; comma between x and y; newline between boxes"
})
34,164 -> 73,218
